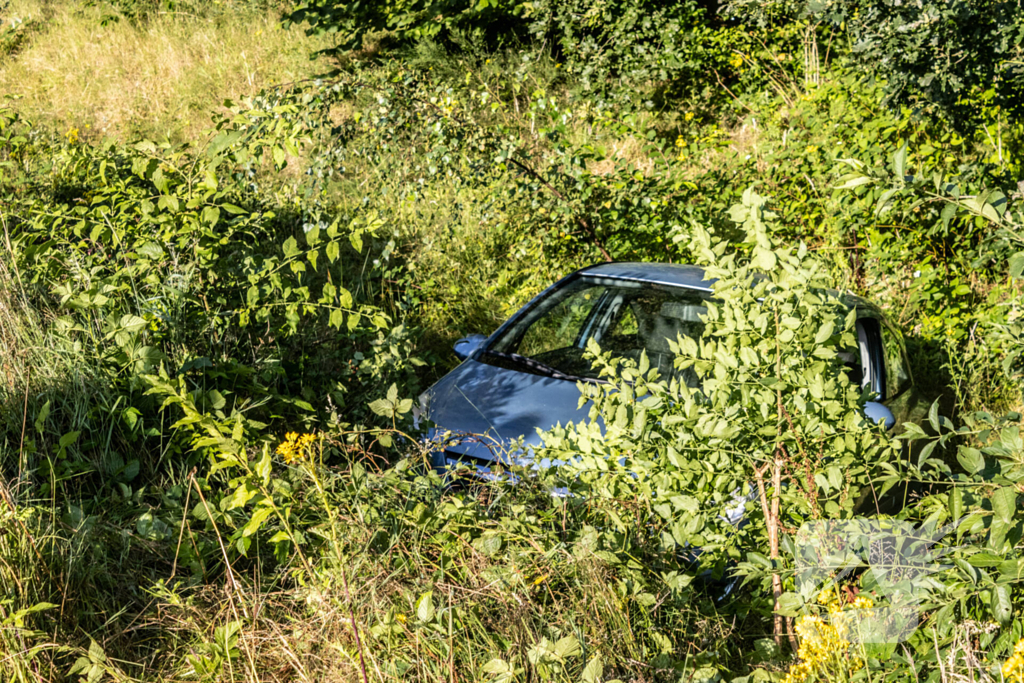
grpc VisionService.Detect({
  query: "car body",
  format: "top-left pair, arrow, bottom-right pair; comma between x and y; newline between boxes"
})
420,262 -> 926,478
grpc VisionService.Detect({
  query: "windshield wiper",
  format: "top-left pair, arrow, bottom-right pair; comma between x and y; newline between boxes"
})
480,350 -> 592,383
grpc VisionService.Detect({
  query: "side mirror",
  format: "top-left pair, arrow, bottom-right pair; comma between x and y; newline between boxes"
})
453,334 -> 487,361
865,401 -> 895,430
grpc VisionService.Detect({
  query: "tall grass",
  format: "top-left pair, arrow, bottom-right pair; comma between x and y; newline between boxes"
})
0,0 -> 333,141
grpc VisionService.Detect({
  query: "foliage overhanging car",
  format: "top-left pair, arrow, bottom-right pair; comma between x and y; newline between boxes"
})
420,262 -> 924,481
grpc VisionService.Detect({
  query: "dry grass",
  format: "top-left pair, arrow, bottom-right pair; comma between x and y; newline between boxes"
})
0,0 -> 334,141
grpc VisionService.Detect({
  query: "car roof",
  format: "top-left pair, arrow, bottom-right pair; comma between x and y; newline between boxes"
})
576,261 -> 882,315
579,262 -> 714,290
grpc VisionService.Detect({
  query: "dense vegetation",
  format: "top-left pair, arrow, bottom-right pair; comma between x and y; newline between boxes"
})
0,0 -> 1022,681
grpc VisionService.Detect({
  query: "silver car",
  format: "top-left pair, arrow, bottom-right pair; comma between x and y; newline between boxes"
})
421,262 -> 923,478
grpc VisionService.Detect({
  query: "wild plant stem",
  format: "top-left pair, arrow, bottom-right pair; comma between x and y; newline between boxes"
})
306,444 -> 370,683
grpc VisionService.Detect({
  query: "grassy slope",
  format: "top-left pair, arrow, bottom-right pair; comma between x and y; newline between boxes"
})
0,3 -> 1021,683
0,0 -> 333,142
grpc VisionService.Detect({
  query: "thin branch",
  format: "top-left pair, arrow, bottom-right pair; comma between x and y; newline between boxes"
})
507,157 -> 613,261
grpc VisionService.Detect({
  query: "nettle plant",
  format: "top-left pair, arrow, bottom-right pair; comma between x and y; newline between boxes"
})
538,189 -> 901,642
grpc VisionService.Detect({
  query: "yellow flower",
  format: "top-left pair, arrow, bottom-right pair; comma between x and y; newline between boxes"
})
684,111 -> 695,122
65,127 -> 79,143
729,55 -> 743,69
786,608 -> 864,683
852,596 -> 873,610
532,574 -> 549,586
396,613 -> 407,624
276,431 -> 317,464
1005,640 -> 1024,682
805,145 -> 819,155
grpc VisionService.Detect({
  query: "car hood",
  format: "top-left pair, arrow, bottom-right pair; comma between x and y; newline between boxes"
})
421,358 -> 594,464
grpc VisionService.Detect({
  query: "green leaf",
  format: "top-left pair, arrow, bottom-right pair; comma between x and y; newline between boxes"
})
775,592 -> 802,617
34,400 -> 50,435
991,487 -> 1017,525
753,638 -> 781,663
241,505 -> 274,538
416,592 -> 434,622
206,389 -> 226,411
928,399 -> 940,433
59,431 -> 80,449
957,447 -> 984,475
581,655 -> 603,683
119,314 -> 147,334
991,584 -> 1013,625
751,248 -> 776,271
221,483 -> 257,511
136,512 -> 171,541
268,531 -> 291,544
835,175 -> 874,190
1010,252 -> 1024,279
202,206 -> 221,227
152,167 -> 168,193
207,131 -> 241,157
330,309 -> 344,329
254,447 -> 271,485
326,241 -> 340,263
481,659 -> 514,682
989,518 -> 1010,552
949,484 -> 962,522
5,602 -> 57,628
338,287 -> 353,309
306,225 -> 320,246
893,143 -> 907,178
472,533 -> 502,557
137,242 -> 165,260
282,237 -> 300,259
368,398 -> 393,417
968,553 -> 1004,568
814,321 -> 834,345
553,635 -> 581,659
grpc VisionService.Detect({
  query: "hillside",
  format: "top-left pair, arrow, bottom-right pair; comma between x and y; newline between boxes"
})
1,1 -> 1023,682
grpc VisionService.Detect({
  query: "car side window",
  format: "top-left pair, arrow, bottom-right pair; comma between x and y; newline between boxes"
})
882,322 -> 912,398
855,316 -> 887,400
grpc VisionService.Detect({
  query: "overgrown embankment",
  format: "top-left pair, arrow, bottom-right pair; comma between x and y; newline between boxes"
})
0,1 -> 1022,681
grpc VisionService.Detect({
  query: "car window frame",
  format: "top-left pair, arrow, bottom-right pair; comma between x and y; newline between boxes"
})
481,274 -> 899,402
482,274 -> 711,379
854,313 -> 888,401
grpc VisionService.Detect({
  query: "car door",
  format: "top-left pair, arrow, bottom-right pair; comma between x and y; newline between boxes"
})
879,318 -> 928,430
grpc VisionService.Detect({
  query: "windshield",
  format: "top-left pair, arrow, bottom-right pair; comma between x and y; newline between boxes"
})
483,275 -> 710,383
